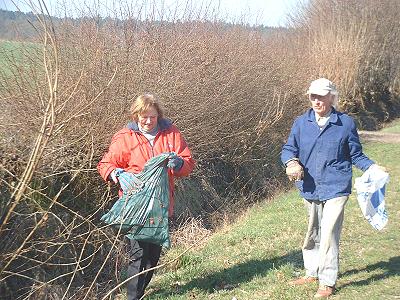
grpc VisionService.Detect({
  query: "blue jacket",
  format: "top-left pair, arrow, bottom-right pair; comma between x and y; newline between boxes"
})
281,108 -> 374,201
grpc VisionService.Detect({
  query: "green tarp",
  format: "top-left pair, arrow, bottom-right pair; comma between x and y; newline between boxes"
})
101,152 -> 173,248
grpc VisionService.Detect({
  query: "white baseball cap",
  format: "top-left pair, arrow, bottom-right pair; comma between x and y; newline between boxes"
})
306,78 -> 337,96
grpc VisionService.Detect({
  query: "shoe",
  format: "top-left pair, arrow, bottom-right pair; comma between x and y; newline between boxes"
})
289,276 -> 318,286
314,285 -> 335,298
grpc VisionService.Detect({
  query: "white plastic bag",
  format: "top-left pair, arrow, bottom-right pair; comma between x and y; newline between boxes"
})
354,166 -> 389,230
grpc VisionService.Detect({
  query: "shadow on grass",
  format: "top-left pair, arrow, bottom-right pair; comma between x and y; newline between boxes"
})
339,256 -> 400,289
152,250 -> 303,298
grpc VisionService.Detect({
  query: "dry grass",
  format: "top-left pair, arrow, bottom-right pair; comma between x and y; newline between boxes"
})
170,217 -> 211,249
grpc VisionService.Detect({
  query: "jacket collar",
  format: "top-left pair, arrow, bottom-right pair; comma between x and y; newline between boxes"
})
127,118 -> 173,132
307,107 -> 339,124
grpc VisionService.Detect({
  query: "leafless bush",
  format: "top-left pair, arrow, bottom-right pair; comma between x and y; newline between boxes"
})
289,0 -> 400,128
1,0 -> 399,298
0,0 -> 301,298
28,2 -> 301,215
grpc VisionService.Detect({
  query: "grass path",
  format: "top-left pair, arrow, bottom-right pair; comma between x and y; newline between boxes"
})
146,123 -> 400,300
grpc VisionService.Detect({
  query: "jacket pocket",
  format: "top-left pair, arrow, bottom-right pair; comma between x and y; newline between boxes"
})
333,162 -> 351,174
325,140 -> 341,162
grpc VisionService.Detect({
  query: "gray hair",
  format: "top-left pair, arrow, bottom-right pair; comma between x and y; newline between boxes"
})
330,90 -> 339,108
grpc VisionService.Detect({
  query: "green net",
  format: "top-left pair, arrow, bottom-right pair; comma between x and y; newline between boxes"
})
101,152 -> 174,248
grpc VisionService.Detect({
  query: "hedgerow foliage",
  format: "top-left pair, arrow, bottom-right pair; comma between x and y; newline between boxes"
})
0,0 -> 399,298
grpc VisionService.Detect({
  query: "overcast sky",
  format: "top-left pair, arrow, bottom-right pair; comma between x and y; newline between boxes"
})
0,0 -> 307,27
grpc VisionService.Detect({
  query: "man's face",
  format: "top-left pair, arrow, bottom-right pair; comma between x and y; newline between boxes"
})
309,93 -> 334,117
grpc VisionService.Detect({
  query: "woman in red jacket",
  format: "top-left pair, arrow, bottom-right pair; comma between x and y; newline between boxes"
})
98,93 -> 195,300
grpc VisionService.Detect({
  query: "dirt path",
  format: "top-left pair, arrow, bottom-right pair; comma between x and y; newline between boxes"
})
358,131 -> 400,143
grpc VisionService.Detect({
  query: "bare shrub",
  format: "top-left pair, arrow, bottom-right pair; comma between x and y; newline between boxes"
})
32,4 -> 302,217
0,1 -> 304,298
2,0 -> 399,298
289,0 -> 400,128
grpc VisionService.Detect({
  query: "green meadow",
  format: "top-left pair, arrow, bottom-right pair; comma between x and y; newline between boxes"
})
143,125 -> 400,300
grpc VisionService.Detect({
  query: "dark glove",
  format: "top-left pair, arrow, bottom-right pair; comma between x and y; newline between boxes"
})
167,155 -> 184,171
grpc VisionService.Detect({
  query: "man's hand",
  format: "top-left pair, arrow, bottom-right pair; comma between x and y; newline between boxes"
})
368,164 -> 388,173
285,160 -> 304,181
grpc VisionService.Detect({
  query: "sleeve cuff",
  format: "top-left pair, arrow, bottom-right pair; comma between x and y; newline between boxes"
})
285,158 -> 299,167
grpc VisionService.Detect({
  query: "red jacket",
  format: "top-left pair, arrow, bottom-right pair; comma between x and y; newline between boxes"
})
98,119 -> 195,216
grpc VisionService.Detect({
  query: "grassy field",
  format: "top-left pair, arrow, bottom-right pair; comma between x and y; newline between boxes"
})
0,40 -> 29,77
142,124 -> 400,300
381,119 -> 400,133
0,40 -> 22,61
0,40 -> 38,72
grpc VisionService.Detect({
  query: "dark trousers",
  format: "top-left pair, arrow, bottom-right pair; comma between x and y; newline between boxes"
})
126,239 -> 162,300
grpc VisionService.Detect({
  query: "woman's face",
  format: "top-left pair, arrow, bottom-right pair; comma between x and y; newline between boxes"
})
309,93 -> 334,117
138,106 -> 159,132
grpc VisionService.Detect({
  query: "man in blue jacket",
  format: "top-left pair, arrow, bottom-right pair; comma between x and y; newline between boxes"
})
281,78 -> 385,298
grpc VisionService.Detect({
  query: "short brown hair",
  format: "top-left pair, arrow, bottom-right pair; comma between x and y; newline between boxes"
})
130,93 -> 164,121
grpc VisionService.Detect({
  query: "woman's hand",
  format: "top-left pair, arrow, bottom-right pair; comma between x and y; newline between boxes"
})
109,168 -> 122,184
167,155 -> 184,171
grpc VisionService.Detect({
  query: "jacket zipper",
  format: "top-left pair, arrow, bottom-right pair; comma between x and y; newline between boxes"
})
141,131 -> 161,158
